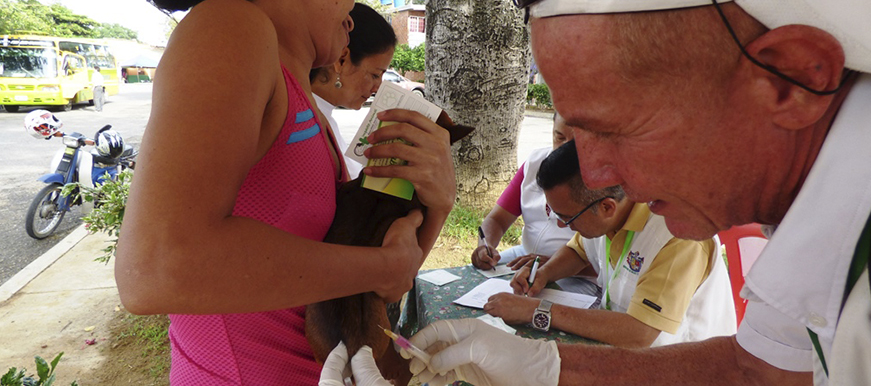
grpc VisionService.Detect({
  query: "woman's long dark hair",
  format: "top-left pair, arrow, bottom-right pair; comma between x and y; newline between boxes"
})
345,3 -> 397,66
310,3 -> 397,82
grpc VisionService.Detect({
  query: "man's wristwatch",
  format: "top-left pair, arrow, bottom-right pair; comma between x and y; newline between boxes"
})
532,299 -> 553,332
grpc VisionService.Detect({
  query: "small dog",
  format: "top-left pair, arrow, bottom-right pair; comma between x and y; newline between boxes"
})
306,111 -> 473,384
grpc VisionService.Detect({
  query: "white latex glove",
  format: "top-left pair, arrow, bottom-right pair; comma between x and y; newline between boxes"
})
403,318 -> 560,386
319,342 -> 392,386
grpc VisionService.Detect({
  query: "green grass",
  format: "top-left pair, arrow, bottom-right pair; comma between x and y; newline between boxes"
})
422,204 -> 524,270
116,314 -> 171,380
442,204 -> 522,246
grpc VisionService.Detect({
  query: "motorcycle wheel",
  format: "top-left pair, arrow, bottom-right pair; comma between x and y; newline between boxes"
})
25,183 -> 67,239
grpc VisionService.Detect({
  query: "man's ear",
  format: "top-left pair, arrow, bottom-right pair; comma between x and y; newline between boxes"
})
597,197 -> 618,219
742,25 -> 846,130
332,47 -> 352,75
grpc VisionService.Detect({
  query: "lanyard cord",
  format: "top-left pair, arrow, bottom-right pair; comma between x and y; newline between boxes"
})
603,231 -> 636,310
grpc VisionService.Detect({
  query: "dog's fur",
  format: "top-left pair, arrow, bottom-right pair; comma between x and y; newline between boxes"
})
305,112 -> 473,384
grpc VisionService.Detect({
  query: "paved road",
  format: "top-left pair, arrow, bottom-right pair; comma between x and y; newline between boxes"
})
0,84 -> 554,286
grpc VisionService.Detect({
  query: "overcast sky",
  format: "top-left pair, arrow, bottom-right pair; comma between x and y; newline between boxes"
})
39,0 -> 186,46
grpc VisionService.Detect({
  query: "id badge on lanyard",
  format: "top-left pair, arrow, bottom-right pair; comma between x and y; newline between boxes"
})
603,230 -> 636,310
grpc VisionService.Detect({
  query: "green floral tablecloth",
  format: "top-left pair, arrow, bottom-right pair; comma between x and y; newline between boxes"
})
398,265 -> 600,345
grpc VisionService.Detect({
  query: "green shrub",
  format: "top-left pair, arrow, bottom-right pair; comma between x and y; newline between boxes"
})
62,169 -> 133,263
1,353 -> 78,386
391,43 -> 425,75
527,83 -> 552,109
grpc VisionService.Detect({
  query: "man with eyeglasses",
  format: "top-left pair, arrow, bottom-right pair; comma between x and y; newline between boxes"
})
483,140 -> 736,349
396,0 -> 870,385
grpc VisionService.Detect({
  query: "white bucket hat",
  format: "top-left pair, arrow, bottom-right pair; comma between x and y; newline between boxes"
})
527,0 -> 871,73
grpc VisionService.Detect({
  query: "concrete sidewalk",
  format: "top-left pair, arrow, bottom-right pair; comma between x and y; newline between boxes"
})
0,226 -> 120,384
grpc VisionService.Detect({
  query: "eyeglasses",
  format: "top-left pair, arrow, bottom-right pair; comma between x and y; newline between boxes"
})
546,196 -> 612,226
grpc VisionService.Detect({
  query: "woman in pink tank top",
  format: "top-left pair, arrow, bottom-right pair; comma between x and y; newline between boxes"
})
115,0 -> 458,384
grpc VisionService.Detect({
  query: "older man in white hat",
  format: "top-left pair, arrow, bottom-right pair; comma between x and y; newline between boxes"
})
318,0 -> 869,385
359,1 -> 868,385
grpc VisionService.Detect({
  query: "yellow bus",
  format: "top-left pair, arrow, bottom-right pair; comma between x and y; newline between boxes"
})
0,35 -> 120,112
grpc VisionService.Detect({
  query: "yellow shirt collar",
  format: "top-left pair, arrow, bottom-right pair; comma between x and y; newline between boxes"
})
622,202 -> 652,233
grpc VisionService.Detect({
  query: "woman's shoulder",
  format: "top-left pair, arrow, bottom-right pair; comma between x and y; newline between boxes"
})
177,0 -> 276,44
164,0 -> 278,75
186,0 -> 264,17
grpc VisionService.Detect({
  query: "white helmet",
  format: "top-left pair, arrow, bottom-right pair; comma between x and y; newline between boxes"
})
24,109 -> 63,139
95,127 -> 124,159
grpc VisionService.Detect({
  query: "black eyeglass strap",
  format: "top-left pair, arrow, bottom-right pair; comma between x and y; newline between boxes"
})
512,0 -> 535,23
711,0 -> 852,96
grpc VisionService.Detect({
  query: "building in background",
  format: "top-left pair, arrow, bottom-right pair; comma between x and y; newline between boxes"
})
380,1 -> 425,48
380,1 -> 426,81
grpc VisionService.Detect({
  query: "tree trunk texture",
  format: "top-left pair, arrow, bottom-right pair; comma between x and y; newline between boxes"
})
426,0 -> 530,210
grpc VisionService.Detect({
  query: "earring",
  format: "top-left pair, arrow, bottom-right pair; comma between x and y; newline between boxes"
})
334,75 -> 342,89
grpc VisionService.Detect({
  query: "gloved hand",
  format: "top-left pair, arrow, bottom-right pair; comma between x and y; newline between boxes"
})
319,342 -> 392,386
403,318 -> 560,386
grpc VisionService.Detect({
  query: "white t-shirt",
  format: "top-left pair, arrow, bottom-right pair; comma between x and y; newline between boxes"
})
313,94 -> 363,178
736,73 -> 871,385
91,70 -> 104,87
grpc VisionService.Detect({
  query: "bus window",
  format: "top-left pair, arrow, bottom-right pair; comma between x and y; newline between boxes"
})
62,55 -> 86,76
0,46 -> 58,78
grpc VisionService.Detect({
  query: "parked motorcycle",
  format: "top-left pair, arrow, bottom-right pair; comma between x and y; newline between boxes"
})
24,110 -> 137,239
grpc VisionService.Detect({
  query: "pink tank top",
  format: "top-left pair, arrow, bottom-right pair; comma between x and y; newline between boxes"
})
168,66 -> 346,385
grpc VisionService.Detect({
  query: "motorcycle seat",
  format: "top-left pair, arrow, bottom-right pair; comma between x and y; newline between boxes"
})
90,149 -> 120,166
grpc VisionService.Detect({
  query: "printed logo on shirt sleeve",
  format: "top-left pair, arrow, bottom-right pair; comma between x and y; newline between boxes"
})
642,299 -> 662,312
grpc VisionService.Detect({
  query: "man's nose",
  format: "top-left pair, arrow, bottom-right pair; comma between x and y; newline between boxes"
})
344,15 -> 354,33
574,130 -> 624,190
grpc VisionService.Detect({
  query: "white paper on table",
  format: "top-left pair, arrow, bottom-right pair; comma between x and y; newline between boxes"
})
418,270 -> 461,286
344,81 -> 442,165
537,288 -> 597,309
477,314 -> 517,335
474,264 -> 515,278
453,279 -> 513,308
454,278 -> 598,310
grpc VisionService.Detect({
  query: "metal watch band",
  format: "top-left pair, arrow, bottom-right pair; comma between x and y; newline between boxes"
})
537,299 -> 553,312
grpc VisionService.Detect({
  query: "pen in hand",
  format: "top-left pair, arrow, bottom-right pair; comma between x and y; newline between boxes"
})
477,226 -> 496,270
526,256 -> 540,296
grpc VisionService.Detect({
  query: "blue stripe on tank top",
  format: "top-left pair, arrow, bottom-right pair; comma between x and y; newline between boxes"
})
295,109 -> 315,123
286,124 -> 320,144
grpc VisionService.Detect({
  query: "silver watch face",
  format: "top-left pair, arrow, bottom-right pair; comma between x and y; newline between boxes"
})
533,312 -> 550,330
